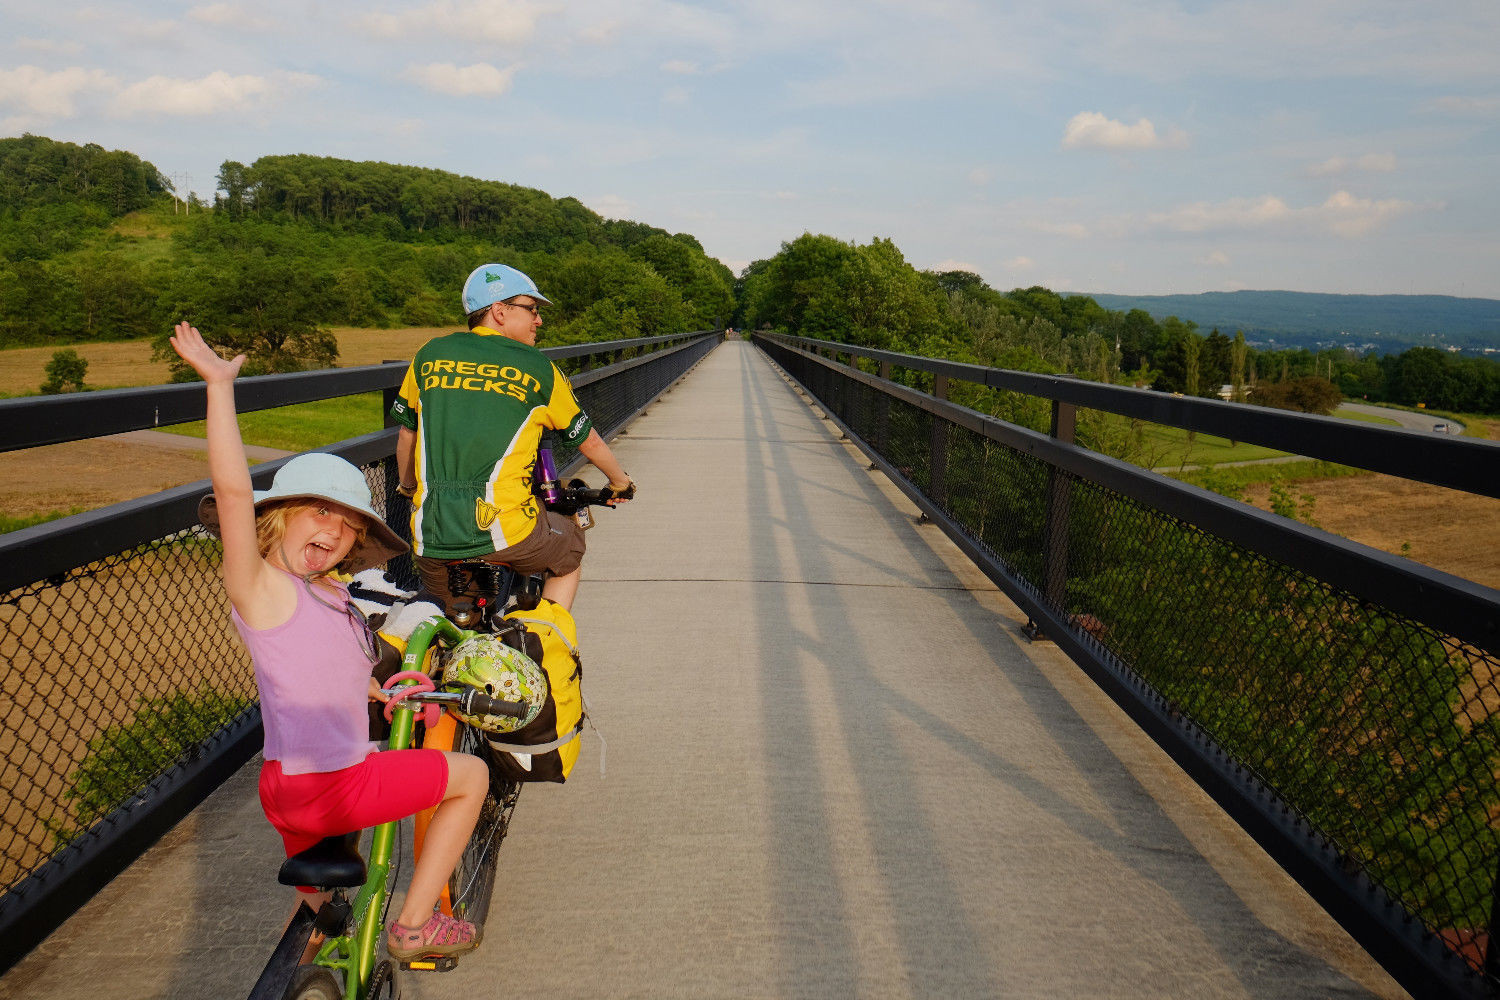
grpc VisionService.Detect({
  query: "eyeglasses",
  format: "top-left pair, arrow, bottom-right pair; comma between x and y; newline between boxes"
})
502,300 -> 541,317
345,603 -> 380,665
301,575 -> 381,665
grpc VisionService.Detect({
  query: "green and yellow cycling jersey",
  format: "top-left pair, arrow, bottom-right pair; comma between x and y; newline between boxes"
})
389,327 -> 592,558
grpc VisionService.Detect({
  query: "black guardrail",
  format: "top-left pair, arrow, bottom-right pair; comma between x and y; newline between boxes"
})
0,330 -> 720,973
756,331 -> 1500,1000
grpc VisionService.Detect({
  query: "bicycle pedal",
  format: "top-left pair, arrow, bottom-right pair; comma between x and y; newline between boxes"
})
400,956 -> 460,973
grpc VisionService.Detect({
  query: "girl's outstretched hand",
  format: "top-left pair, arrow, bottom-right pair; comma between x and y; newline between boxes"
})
169,322 -> 245,384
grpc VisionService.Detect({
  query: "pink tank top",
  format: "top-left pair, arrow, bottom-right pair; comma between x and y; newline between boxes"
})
232,573 -> 378,775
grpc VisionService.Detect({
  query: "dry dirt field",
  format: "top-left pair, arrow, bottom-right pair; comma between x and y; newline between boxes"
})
0,328 -> 448,520
4,337 -> 1497,589
0,327 -> 448,396
1243,471 -> 1500,590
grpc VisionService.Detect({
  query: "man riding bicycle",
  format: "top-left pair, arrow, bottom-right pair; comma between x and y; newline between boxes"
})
390,263 -> 634,613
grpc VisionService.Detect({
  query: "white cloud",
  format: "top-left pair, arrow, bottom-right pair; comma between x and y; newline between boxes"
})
0,65 -> 113,117
1318,189 -> 1419,237
1068,1 -> 1500,84
362,0 -> 543,43
1427,95 -> 1500,116
119,19 -> 184,44
585,193 -> 634,218
1306,152 -> 1396,177
14,37 -> 84,55
966,167 -> 991,185
1145,191 -> 1419,237
1148,195 -> 1293,232
1025,220 -> 1091,239
187,3 -> 273,30
661,60 -> 699,75
402,62 -> 517,97
661,85 -> 689,106
1005,256 -> 1034,270
1062,111 -> 1188,151
930,258 -> 980,273
1201,250 -> 1231,267
111,71 -> 317,116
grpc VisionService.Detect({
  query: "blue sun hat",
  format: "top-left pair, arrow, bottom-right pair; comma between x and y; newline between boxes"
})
197,453 -> 408,572
461,263 -> 552,313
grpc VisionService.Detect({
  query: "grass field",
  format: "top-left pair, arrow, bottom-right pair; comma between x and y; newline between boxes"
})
1335,408 -> 1403,426
159,393 -> 388,452
1139,427 -> 1288,469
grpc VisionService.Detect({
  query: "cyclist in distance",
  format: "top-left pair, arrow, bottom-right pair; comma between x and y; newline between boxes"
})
169,323 -> 490,962
390,263 -> 635,612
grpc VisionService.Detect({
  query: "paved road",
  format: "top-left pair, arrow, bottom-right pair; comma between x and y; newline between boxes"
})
104,429 -> 294,463
1155,401 -> 1465,473
1336,401 -> 1464,435
0,342 -> 1407,999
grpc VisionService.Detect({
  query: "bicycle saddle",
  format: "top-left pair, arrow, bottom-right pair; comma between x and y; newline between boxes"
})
278,832 -> 366,889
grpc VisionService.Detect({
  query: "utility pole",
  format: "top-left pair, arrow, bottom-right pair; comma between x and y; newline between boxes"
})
168,173 -> 194,213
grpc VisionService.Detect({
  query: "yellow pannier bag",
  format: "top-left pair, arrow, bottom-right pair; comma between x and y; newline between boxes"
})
482,598 -> 585,783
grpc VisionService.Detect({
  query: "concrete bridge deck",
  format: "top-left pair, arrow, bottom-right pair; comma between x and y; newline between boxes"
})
0,341 -> 1406,999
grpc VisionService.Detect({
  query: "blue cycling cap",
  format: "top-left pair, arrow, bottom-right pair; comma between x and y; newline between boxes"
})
461,263 -> 552,313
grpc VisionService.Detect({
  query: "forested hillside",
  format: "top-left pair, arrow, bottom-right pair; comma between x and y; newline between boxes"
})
1088,290 -> 1500,354
740,233 -> 1500,417
0,136 -> 733,377
4,136 -> 1498,414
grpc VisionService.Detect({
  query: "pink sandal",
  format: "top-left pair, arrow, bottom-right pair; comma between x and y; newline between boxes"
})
387,911 -> 482,960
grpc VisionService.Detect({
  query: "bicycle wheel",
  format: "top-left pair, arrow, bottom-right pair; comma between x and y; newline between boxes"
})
445,722 -> 521,927
364,959 -> 407,999
286,964 -> 343,1000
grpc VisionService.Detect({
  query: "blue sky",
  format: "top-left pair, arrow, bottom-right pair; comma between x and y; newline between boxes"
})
4,0 -> 1498,298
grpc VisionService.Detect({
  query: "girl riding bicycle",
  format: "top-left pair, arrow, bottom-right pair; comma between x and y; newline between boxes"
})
170,322 -> 489,962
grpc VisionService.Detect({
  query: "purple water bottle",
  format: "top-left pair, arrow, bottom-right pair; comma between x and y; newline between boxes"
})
535,447 -> 561,504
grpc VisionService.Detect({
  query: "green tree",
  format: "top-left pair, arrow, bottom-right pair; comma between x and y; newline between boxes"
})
1202,329 -> 1231,393
216,160 -> 249,219
40,348 -> 88,393
1391,347 -> 1448,407
155,226 -> 338,376
1250,376 -> 1343,414
68,249 -> 159,340
1230,331 -> 1249,402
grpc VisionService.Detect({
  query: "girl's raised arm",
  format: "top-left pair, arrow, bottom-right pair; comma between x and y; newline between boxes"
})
168,323 -> 268,610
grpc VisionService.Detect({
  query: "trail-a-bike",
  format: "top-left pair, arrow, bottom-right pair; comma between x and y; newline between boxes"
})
248,459 -> 623,1000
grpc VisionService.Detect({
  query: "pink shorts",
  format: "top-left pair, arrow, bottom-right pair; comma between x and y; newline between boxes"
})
259,749 -> 448,859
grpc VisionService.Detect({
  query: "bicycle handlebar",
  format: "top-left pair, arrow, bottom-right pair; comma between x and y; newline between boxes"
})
386,685 -> 530,720
547,482 -> 631,514
457,687 -> 530,720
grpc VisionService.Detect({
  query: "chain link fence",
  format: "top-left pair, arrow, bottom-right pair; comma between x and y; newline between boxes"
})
758,333 -> 1500,1000
0,331 -> 718,971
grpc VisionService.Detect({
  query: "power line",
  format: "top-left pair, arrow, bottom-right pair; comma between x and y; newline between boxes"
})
167,172 -> 195,213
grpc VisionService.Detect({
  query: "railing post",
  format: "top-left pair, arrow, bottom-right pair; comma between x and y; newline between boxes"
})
382,362 -> 402,429
1031,397 -> 1077,639
877,360 -> 892,456
1485,865 -> 1500,979
930,374 -> 949,507
379,362 -> 414,579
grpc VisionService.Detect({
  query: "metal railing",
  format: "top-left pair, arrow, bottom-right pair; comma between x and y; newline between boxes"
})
0,330 -> 719,972
756,331 -> 1500,1000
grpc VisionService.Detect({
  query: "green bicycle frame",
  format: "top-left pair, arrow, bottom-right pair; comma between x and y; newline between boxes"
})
304,615 -> 475,998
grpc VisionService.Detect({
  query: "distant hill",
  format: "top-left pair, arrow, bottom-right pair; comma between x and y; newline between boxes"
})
1084,290 -> 1500,356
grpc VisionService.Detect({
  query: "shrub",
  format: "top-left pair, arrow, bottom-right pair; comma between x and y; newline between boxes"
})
40,348 -> 88,394
46,686 -> 252,849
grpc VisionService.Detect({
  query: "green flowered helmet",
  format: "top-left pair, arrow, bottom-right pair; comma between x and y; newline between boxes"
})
441,634 -> 548,733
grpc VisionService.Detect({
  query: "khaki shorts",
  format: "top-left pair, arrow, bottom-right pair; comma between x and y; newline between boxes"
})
415,512 -> 585,610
